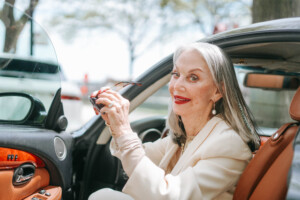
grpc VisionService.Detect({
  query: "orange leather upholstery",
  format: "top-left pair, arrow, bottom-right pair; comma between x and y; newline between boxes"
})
0,168 -> 50,200
233,124 -> 298,199
290,87 -> 300,121
23,186 -> 62,200
259,136 -> 269,147
233,88 -> 300,200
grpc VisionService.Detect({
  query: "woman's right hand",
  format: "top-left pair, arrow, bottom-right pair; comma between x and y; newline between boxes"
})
90,87 -> 110,115
92,87 -> 133,138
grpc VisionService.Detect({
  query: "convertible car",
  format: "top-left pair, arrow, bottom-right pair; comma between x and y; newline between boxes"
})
0,2 -> 299,200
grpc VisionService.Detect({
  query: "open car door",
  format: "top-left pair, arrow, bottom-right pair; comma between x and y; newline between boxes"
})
0,2 -> 73,199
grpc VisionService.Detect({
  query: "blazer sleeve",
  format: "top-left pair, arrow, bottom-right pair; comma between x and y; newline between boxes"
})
143,136 -> 170,165
122,131 -> 252,200
110,133 -> 170,176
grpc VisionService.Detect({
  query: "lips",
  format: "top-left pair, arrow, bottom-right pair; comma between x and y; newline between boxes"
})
173,95 -> 191,104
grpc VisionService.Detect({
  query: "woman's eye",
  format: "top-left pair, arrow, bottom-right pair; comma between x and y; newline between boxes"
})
189,74 -> 199,82
171,72 -> 179,78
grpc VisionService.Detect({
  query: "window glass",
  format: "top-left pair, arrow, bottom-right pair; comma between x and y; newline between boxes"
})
130,85 -> 169,121
0,2 -> 60,126
235,68 -> 297,135
0,95 -> 31,121
130,68 -> 297,136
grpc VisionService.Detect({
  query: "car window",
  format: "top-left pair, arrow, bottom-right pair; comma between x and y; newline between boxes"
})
130,68 -> 298,136
235,67 -> 298,136
0,2 -> 60,126
0,58 -> 60,112
130,85 -> 169,121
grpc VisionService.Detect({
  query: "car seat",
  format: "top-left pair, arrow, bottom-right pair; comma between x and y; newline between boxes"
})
233,87 -> 300,200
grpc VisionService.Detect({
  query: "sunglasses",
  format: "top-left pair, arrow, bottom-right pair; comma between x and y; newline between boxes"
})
89,81 -> 142,112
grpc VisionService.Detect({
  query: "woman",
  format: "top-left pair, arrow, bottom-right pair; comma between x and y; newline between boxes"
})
89,42 -> 260,200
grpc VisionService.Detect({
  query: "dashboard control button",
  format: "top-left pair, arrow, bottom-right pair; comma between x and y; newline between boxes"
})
45,192 -> 51,196
39,189 -> 46,194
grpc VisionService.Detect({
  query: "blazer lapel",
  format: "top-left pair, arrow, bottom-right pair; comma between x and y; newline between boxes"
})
158,141 -> 179,171
171,116 -> 222,175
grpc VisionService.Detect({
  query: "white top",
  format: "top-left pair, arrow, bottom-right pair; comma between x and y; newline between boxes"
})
110,116 -> 252,200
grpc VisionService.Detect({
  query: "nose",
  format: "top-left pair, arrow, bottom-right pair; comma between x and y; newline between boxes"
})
172,76 -> 186,92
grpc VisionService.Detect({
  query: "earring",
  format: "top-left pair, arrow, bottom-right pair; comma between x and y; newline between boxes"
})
212,101 -> 216,115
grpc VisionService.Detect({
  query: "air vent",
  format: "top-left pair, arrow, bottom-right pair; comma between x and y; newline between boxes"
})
54,137 -> 67,161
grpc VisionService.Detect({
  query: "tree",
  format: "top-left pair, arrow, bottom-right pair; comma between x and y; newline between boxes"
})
0,0 -> 39,53
49,0 -> 166,80
160,0 -> 251,35
47,0 -> 252,79
252,0 -> 300,23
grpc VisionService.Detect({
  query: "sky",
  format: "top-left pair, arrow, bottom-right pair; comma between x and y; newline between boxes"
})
42,23 -> 202,83
27,0 -> 200,83
48,29 -> 187,83
12,0 -> 251,83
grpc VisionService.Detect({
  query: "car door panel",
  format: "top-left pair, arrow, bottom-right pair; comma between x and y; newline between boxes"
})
0,126 -> 73,199
0,168 -> 50,200
0,147 -> 45,168
24,186 -> 62,200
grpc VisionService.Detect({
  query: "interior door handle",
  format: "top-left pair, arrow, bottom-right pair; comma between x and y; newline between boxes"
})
12,163 -> 35,186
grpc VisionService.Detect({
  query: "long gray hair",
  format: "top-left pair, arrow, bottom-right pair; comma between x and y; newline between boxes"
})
167,42 -> 260,151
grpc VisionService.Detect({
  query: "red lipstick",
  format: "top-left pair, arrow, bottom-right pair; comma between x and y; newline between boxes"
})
174,95 -> 191,104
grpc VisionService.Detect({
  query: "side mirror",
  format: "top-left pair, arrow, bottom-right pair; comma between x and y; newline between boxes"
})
0,92 -> 47,124
244,73 -> 300,90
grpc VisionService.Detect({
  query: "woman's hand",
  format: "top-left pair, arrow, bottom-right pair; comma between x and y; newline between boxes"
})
94,88 -> 133,138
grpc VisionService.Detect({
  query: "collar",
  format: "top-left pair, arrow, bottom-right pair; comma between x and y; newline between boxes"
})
171,116 -> 223,174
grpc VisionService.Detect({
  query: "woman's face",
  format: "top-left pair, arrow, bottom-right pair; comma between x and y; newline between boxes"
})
169,48 -> 220,119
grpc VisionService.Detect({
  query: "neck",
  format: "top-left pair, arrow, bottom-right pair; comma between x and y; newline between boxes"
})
181,112 -> 213,137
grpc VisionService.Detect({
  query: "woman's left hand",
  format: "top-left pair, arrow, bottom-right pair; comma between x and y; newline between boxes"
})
95,88 -> 133,138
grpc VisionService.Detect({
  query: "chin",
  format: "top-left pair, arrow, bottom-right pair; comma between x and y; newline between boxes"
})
172,106 -> 187,116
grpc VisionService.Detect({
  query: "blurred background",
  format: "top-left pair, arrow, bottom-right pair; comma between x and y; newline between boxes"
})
3,0 -> 300,131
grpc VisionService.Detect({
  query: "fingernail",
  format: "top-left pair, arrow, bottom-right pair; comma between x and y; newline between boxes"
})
91,90 -> 98,97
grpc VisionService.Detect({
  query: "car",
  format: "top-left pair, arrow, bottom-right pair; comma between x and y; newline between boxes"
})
0,2 -> 299,200
0,56 -> 83,133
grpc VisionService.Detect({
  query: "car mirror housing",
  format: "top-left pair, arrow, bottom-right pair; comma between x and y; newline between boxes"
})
0,92 -> 47,124
244,73 -> 300,90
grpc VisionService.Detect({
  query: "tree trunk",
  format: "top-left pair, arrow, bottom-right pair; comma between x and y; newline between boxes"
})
252,0 -> 300,23
1,0 -> 39,53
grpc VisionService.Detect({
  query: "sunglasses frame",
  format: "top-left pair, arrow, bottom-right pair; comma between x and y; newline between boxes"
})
89,81 -> 142,112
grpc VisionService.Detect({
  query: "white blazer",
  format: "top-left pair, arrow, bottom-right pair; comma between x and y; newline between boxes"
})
113,117 -> 252,200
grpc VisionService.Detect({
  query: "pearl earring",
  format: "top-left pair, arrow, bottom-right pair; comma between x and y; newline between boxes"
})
212,101 -> 216,115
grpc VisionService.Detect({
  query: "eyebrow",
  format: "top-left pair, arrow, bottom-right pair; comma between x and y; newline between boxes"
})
173,65 -> 203,73
188,68 -> 203,73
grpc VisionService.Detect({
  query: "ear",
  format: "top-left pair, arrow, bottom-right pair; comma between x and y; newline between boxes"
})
212,87 -> 223,103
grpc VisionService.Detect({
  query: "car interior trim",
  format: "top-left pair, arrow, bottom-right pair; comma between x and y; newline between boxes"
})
23,186 -> 62,200
0,147 -> 45,169
0,168 -> 50,200
139,128 -> 162,143
290,87 -> 300,121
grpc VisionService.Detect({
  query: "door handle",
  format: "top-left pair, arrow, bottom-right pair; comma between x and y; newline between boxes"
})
12,163 -> 35,186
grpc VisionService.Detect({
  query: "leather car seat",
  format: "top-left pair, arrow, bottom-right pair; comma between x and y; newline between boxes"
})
233,87 -> 300,200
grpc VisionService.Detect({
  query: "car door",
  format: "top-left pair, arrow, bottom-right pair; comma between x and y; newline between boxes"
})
0,2 -> 73,200
75,17 -> 300,199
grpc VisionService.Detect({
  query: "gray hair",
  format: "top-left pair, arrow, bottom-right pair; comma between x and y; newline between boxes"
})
167,42 -> 260,151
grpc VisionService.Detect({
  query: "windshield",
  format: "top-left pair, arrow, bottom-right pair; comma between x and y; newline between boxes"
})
0,1 -> 60,122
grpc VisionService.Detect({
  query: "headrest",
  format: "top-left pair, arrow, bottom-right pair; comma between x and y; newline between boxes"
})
290,87 -> 300,121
